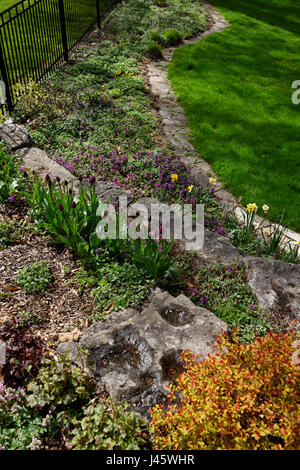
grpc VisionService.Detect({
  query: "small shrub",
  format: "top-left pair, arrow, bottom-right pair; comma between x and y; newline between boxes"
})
0,318 -> 45,386
150,31 -> 163,43
150,331 -> 300,450
26,355 -> 95,410
163,29 -> 182,46
147,41 -> 163,59
16,260 -> 52,294
0,220 -> 23,250
13,80 -> 67,124
71,398 -> 148,450
183,31 -> 193,39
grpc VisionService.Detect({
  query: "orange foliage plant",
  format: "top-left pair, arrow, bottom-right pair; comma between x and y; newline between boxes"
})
150,331 -> 300,450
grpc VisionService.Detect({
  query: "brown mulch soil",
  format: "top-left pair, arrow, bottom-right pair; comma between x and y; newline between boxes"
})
0,207 -> 95,350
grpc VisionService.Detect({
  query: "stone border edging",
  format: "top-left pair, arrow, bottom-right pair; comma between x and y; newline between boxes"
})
145,2 -> 300,246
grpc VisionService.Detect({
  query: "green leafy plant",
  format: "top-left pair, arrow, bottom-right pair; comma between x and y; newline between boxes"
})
81,261 -> 153,319
183,31 -> 193,39
147,41 -> 163,59
0,355 -> 94,450
258,219 -> 300,263
150,30 -> 163,43
0,151 -> 24,203
230,203 -> 258,248
18,311 -> 41,327
278,241 -> 300,263
128,237 -> 178,281
25,176 -> 103,259
16,260 -> 52,294
152,0 -> 168,7
0,355 -> 150,450
0,220 -> 23,250
163,29 -> 182,46
193,263 -> 272,343
13,80 -> 67,124
228,207 -> 300,263
26,355 -> 95,409
71,398 -> 148,450
0,385 -> 49,450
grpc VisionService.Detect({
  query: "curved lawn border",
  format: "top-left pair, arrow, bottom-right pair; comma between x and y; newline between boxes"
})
146,2 -> 300,245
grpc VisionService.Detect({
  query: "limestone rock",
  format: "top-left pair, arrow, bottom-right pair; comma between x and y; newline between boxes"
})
57,341 -> 83,364
21,147 -> 77,184
0,119 -> 32,150
20,147 -> 133,203
132,197 -> 240,262
93,181 -> 133,205
197,228 -> 242,264
246,257 -> 300,321
59,290 -> 227,418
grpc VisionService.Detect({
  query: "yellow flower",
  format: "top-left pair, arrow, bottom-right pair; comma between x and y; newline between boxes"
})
262,204 -> 269,213
247,203 -> 258,213
209,177 -> 216,185
188,185 -> 193,192
171,173 -> 178,182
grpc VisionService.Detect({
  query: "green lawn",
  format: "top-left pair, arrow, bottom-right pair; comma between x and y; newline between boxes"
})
168,0 -> 300,231
1,0 -> 19,11
0,0 -> 114,103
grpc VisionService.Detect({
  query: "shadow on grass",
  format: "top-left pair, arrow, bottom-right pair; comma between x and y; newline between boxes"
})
211,0 -> 300,36
168,0 -> 300,230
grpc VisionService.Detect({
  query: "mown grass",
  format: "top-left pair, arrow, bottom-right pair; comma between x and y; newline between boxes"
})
1,1 -> 20,11
0,0 -> 115,100
168,0 -> 300,231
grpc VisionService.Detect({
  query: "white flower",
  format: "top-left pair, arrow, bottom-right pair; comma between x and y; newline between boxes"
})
262,204 -> 269,213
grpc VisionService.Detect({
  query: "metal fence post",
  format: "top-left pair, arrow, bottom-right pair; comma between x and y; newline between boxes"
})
0,31 -> 13,111
58,0 -> 68,62
96,0 -> 101,29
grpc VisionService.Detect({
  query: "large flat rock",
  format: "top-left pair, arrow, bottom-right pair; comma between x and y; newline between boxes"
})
133,197 -> 240,262
21,147 -> 77,184
246,257 -> 300,321
58,289 -> 227,418
197,227 -> 242,264
20,147 -> 132,203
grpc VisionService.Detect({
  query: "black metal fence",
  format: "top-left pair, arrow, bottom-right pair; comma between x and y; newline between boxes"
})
0,0 -> 117,112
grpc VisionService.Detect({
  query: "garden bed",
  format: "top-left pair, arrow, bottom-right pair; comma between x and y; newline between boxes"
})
0,0 -> 299,452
